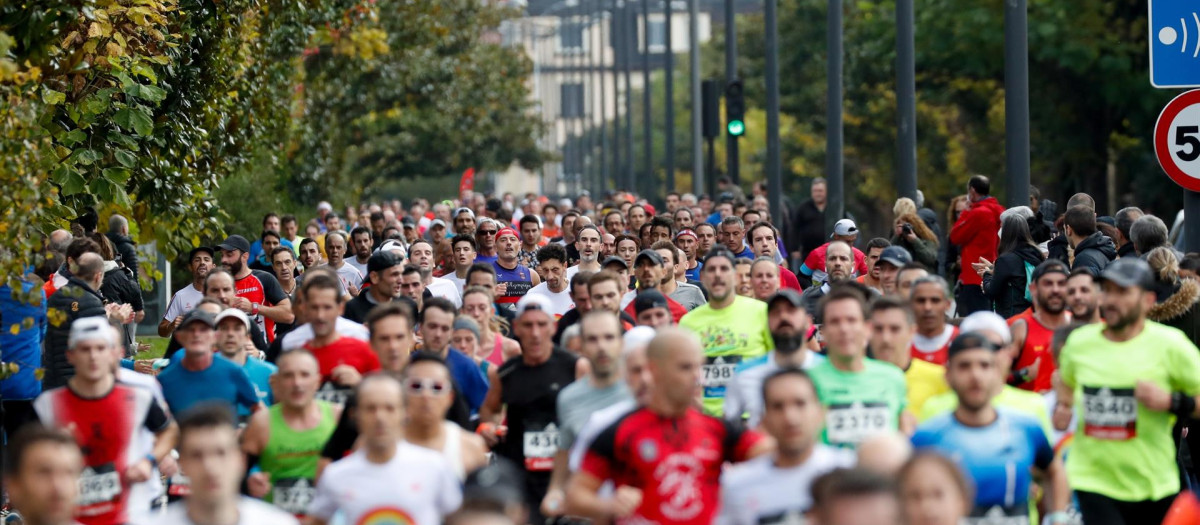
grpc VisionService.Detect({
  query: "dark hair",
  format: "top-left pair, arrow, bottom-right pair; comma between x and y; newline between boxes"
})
401,264 -> 423,279
968,174 -> 990,195
270,246 -> 295,263
745,221 -> 779,245
998,214 -> 1040,257
865,237 -> 891,253
301,271 -> 343,303
1068,266 -> 1097,280
1115,207 -> 1144,239
1064,205 -> 1096,237
281,214 -> 298,227
466,262 -> 497,284
543,203 -> 559,214
694,222 -> 716,235
649,215 -> 674,233
298,237 -> 319,251
1029,185 -> 1041,201
451,233 -> 477,252
177,403 -> 237,449
570,270 -> 595,295
868,295 -> 915,324
421,297 -> 458,321
536,243 -> 568,265
614,234 -> 640,250
350,226 -> 372,241
370,211 -> 385,223
5,424 -> 78,476
577,224 -> 602,238
1181,253 -> 1200,273
588,270 -> 623,293
261,229 -> 281,242
811,468 -> 897,512
1050,321 -> 1087,359
760,367 -> 817,404
262,213 -> 280,227
366,301 -> 416,336
66,237 -> 101,262
518,214 -> 541,229
650,240 -> 680,266
409,239 -> 434,253
405,351 -> 451,379
817,283 -> 870,321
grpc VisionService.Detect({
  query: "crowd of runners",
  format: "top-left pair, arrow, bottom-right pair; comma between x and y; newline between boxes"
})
3,175 -> 1200,525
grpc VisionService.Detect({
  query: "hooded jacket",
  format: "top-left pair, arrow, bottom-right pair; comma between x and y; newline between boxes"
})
1149,278 -> 1200,348
982,243 -> 1044,319
949,196 -> 1006,286
106,232 -> 139,282
1071,232 -> 1117,277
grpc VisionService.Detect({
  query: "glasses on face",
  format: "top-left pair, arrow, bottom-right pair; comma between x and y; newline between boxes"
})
405,378 -> 449,396
477,230 -> 497,236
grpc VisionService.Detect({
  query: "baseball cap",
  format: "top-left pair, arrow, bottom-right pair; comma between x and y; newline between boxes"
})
317,201 -> 333,212
375,239 -> 408,259
1098,257 -> 1155,291
496,228 -> 520,241
515,294 -> 555,318
947,331 -> 1002,359
830,219 -> 858,238
452,317 -> 481,342
675,229 -> 697,241
214,308 -> 251,331
634,249 -> 664,266
430,219 -> 446,229
877,246 -> 913,268
178,308 -> 217,330
68,317 -> 117,348
400,216 -> 416,227
454,207 -> 475,219
187,246 -> 215,262
1031,259 -> 1070,282
486,198 -> 503,213
367,251 -> 403,274
633,289 -> 670,315
701,247 -> 737,266
766,288 -> 805,310
601,256 -> 629,270
217,234 -> 251,254
623,326 -> 657,351
959,311 -> 1012,345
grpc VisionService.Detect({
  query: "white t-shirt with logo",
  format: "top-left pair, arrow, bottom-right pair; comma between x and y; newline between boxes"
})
308,441 -> 462,525
163,284 -> 205,323
525,283 -> 575,318
426,277 -> 462,308
718,446 -> 856,525
156,497 -> 299,525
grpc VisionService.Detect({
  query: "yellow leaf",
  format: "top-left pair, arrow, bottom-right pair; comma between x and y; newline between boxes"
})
61,31 -> 79,49
88,22 -> 103,38
33,368 -> 43,381
106,42 -> 124,57
8,324 -> 17,335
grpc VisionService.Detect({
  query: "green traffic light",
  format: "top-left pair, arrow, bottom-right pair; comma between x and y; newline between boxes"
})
727,119 -> 745,136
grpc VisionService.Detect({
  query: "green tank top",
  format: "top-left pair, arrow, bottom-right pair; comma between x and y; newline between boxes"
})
260,401 -> 336,514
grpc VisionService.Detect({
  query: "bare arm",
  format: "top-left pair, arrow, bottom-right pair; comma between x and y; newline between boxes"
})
541,449 -> 572,517
259,298 -> 295,324
1036,455 -> 1069,514
157,317 -> 176,338
151,422 -> 179,462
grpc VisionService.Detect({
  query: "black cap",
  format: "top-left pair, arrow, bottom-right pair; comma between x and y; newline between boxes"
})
701,247 -> 737,266
601,256 -> 628,270
486,198 -> 503,212
947,331 -> 1001,359
633,289 -> 670,314
634,249 -> 664,267
1031,259 -> 1070,282
877,246 -> 913,268
464,458 -> 526,508
367,251 -> 403,274
1098,257 -> 1155,291
217,234 -> 251,254
767,288 -> 805,310
400,216 -> 416,227
187,246 -> 215,262
179,308 -> 216,330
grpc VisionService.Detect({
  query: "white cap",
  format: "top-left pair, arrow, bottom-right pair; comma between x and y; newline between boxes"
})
376,239 -> 408,259
622,326 -> 656,355
830,219 -> 858,238
68,317 -> 117,348
515,294 -> 555,319
215,308 -> 252,331
317,201 -> 333,212
960,311 -> 1013,345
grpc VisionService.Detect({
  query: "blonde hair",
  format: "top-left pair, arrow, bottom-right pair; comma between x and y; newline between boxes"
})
893,197 -> 917,218
1146,246 -> 1180,284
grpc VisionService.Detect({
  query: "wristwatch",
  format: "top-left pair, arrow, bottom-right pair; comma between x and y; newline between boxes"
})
145,453 -> 158,469
251,302 -> 260,316
1045,511 -> 1070,524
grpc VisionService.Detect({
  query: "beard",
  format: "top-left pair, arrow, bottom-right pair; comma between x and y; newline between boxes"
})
1104,303 -> 1142,331
771,328 -> 807,355
227,259 -> 244,276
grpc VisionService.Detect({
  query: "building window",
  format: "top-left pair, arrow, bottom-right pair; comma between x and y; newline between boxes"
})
561,83 -> 584,119
558,21 -> 584,52
647,19 -> 666,52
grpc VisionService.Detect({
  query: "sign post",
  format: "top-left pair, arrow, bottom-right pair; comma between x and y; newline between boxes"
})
1150,1 -> 1200,251
1154,90 -> 1200,251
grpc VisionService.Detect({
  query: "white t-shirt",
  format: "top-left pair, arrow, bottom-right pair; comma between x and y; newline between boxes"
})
117,369 -> 167,523
347,257 -> 369,277
426,277 -> 462,308
309,442 -> 462,525
280,318 -> 370,351
163,284 -> 205,322
912,324 -> 956,354
525,282 -> 575,318
717,446 -> 856,525
155,497 -> 299,525
332,262 -> 364,292
444,273 -> 467,295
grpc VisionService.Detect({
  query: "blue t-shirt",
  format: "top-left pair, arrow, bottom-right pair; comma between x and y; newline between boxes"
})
685,262 -> 703,283
912,409 -> 1053,517
166,349 -> 276,415
446,347 -> 489,414
474,254 -> 498,265
158,353 -> 261,416
0,282 -> 46,400
735,246 -> 755,260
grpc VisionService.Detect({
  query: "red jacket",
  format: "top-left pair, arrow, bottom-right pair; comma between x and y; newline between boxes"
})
949,196 -> 1005,285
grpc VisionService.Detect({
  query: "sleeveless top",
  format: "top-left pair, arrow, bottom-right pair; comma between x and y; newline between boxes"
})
260,401 -> 337,515
441,420 -> 466,481
1009,310 -> 1058,393
492,261 -> 534,313
487,333 -> 505,367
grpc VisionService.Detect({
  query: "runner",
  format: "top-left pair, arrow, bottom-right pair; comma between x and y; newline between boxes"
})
718,216 -> 754,259
620,250 -> 688,321
694,223 -> 718,265
912,332 -> 1069,523
317,231 -> 362,298
797,219 -> 869,286
1065,267 -> 1101,323
270,247 -> 300,339
867,296 -> 948,417
400,264 -> 427,312
567,327 -> 769,524
418,298 -> 490,413
309,375 -> 462,525
474,218 -> 500,264
720,369 -> 856,524
856,238 -> 891,293
342,251 -> 406,323
347,226 -> 373,276
454,207 -> 478,237
401,353 -> 489,479
1008,259 -> 1071,393
33,317 -> 177,525
800,241 -> 857,323
680,247 -> 773,416
516,215 -> 544,270
632,290 -> 673,329
541,311 -> 632,518
157,309 -> 263,416
675,229 -> 703,282
159,246 -> 214,337
3,425 -> 85,525
218,234 -> 294,342
909,275 -> 958,365
724,289 -> 826,428
460,286 -> 522,367
1055,257 -> 1200,525
650,241 -> 706,310
299,272 -> 381,407
446,234 -> 478,293
242,350 -> 338,518
896,453 -> 972,525
478,294 -> 584,524
749,257 -> 781,301
808,468 -> 902,525
567,225 -> 603,280
160,405 -> 299,525
876,246 -> 913,297
524,244 -> 574,318
213,309 -> 276,416
410,239 -> 462,306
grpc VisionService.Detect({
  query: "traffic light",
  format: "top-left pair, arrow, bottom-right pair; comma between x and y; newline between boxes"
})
725,79 -> 745,137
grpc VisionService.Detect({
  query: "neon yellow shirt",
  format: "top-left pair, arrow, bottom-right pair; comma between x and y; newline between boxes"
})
1059,321 -> 1200,501
920,386 -> 1053,440
680,296 -> 773,416
904,358 -> 949,417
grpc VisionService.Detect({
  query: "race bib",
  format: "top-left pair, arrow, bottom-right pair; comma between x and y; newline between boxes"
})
78,463 -> 122,507
965,504 -> 1029,525
315,382 -> 352,406
702,355 -> 742,397
1082,386 -> 1137,440
523,423 -> 559,472
167,472 -> 191,498
825,401 -> 891,446
272,478 -> 316,516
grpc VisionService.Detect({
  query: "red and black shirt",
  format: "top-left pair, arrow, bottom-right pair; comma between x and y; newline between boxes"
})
235,270 -> 288,342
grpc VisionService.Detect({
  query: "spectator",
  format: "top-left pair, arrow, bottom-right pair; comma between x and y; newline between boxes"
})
1114,207 -> 1145,259
941,195 -> 969,278
948,175 -> 1005,316
1131,214 -> 1182,259
790,178 -> 828,264
912,190 -> 943,242
1182,253 -> 1200,281
90,233 -> 144,356
1062,205 -> 1116,276
891,201 -> 939,270
979,214 -> 1044,318
1146,247 -> 1199,346
43,253 -> 124,389
1047,193 -> 1096,263
0,275 -> 47,439
106,214 -> 139,282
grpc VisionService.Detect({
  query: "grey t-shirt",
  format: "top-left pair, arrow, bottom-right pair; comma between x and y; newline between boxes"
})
555,379 -> 632,450
669,281 -> 707,311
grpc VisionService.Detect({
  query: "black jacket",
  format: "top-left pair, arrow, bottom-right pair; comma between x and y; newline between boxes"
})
1047,235 -> 1070,265
43,277 -> 107,389
100,262 -> 143,312
1071,232 -> 1117,276
1117,241 -> 1137,259
791,199 -> 827,260
106,232 -> 139,282
982,244 -> 1044,318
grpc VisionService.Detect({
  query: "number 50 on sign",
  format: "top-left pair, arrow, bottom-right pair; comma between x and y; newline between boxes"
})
1156,90 -> 1200,192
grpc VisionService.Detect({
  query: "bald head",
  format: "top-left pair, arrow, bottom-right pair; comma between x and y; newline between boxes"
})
48,229 -> 72,254
857,431 -> 913,476
646,327 -> 702,413
75,252 -> 105,285
646,327 -> 701,363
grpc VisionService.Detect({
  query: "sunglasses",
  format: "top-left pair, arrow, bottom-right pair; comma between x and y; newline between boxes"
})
405,378 -> 449,396
477,230 -> 497,236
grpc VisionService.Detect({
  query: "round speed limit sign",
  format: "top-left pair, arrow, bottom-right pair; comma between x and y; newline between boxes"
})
1155,90 -> 1200,192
